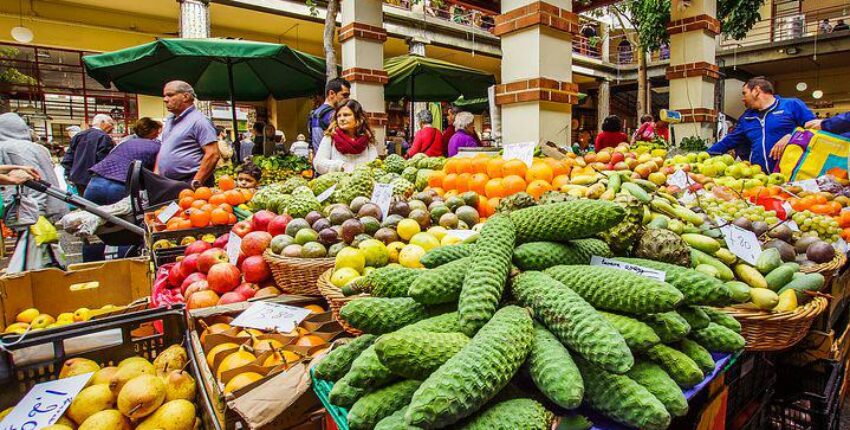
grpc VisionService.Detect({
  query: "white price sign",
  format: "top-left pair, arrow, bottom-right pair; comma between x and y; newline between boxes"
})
680,191 -> 697,205
718,221 -> 762,265
782,202 -> 794,217
793,179 -> 819,192
226,232 -> 242,264
230,301 -> 313,333
590,256 -> 666,282
0,372 -> 93,430
787,220 -> 800,232
667,170 -> 689,189
446,230 -> 478,241
371,183 -> 393,220
157,202 -> 181,223
833,238 -> 849,254
501,142 -> 536,167
316,184 -> 336,203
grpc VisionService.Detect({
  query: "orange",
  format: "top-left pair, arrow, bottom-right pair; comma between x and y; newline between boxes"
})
428,170 -> 446,188
228,213 -> 238,224
525,162 -> 554,184
303,304 -> 326,314
443,158 -> 459,174
179,196 -> 195,210
455,173 -> 472,193
469,173 -> 489,195
178,189 -> 194,200
225,190 -> 244,206
442,173 -> 459,191
166,217 -> 183,231
485,178 -> 505,199
177,218 -> 192,230
545,158 -> 571,177
296,335 -> 327,347
430,187 -> 445,197
526,180 -> 553,199
200,203 -> 215,213
486,158 -> 505,178
552,174 -> 570,190
239,188 -> 254,202
209,193 -> 227,206
194,187 -> 213,201
189,209 -> 211,228
501,159 -> 528,178
218,203 -> 234,213
218,175 -> 236,191
211,208 -> 230,225
471,157 -> 490,175
488,197 -> 500,213
477,195 -> 494,218
191,199 -> 207,209
502,175 -> 527,195
455,158 -> 474,174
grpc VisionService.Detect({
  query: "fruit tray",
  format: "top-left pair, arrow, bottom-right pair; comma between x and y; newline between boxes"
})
0,305 -> 221,430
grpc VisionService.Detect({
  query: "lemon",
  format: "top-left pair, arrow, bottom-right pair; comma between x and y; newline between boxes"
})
358,239 -> 389,267
409,232 -> 440,251
386,242 -> 406,264
427,226 -> 448,241
396,219 -> 421,241
331,268 -> 361,288
334,247 -> 366,273
398,244 -> 426,268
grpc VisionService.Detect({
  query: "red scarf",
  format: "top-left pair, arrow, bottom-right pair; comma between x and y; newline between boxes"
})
332,127 -> 369,154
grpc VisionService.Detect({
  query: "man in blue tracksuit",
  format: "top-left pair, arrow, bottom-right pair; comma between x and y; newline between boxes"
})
805,113 -> 850,139
708,76 -> 815,173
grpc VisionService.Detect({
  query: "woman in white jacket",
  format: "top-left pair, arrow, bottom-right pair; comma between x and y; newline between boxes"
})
313,99 -> 378,174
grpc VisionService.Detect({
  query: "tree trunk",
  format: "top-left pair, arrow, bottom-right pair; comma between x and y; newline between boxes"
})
636,48 -> 647,119
323,0 -> 339,81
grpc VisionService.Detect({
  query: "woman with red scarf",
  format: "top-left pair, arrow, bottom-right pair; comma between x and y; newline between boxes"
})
314,99 -> 378,174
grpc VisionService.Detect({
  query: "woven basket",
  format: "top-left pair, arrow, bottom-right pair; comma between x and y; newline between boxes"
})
718,296 -> 829,352
316,269 -> 368,335
800,252 -> 846,287
263,249 -> 334,296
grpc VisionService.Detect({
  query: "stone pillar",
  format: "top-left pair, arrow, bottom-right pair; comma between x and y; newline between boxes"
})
599,22 -> 610,62
493,0 -> 580,147
597,78 -> 610,132
666,0 -> 720,144
408,38 -> 429,136
340,0 -> 388,153
178,0 -> 210,39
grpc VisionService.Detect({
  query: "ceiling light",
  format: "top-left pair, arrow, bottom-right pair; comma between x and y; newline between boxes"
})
812,90 -> 823,99
11,26 -> 33,43
796,82 -> 807,91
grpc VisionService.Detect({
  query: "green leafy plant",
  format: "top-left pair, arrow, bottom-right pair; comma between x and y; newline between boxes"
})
680,136 -> 709,151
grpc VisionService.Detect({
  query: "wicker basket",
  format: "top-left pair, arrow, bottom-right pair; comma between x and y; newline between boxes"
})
263,249 -> 334,296
317,269 -> 368,335
800,252 -> 846,287
719,296 -> 829,352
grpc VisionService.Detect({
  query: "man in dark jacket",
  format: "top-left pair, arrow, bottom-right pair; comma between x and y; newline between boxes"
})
61,114 -> 114,195
805,113 -> 850,139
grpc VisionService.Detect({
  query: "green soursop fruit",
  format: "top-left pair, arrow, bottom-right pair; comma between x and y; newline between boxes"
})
286,189 -> 322,218
457,398 -> 554,430
677,306 -> 710,330
342,265 -> 422,297
334,169 -> 375,205
375,406 -> 417,430
314,335 -> 378,381
348,380 -> 422,430
420,244 -> 475,268
644,344 -> 704,388
690,322 -> 746,353
495,192 -> 537,214
510,200 -> 626,243
599,311 -> 661,352
641,312 -> 691,343
384,154 -> 406,174
391,177 -> 416,198
405,306 -> 533,429
701,307 -> 742,333
512,239 -> 612,271
408,257 -> 470,305
281,176 -> 309,194
417,156 -> 445,170
677,339 -> 716,374
615,258 -> 733,306
537,191 -> 574,206
575,356 -> 671,430
627,361 -> 689,417
527,322 -> 584,409
375,331 -> 470,380
458,215 -> 516,336
340,297 -> 430,335
329,378 -> 369,408
544,265 -> 683,314
634,229 -> 691,267
401,166 -> 418,183
415,169 -> 433,191
309,172 -> 346,196
511,271 -> 633,374
597,194 -> 645,255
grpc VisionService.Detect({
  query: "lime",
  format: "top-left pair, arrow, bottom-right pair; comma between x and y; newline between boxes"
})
358,239 -> 390,267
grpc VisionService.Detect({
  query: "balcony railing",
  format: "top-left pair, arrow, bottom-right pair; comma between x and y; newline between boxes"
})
719,4 -> 850,50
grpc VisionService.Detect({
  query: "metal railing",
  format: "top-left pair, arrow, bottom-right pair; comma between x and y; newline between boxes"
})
719,4 -> 850,49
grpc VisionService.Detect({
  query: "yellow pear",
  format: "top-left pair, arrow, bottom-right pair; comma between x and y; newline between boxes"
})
90,366 -> 119,386
116,374 -> 165,420
55,416 -> 76,428
41,425 -> 73,430
30,314 -> 56,329
15,308 -> 39,323
135,399 -> 196,430
3,322 -> 30,335
224,372 -> 264,394
216,347 -> 256,379
153,345 -> 188,375
78,409 -> 131,430
57,312 -> 75,323
109,359 -> 155,395
117,356 -> 150,368
59,358 -> 100,379
164,370 -> 196,402
67,384 -> 115,425
205,342 -> 238,365
74,308 -> 92,322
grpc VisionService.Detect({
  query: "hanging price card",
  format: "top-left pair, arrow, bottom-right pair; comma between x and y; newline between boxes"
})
667,170 -> 689,189
590,256 -> 666,282
370,183 -> 393,220
230,301 -> 313,333
226,232 -> 242,264
157,202 -> 181,223
793,179 -> 819,192
501,142 -> 536,167
0,372 -> 93,430
316,184 -> 336,203
719,222 -> 762,265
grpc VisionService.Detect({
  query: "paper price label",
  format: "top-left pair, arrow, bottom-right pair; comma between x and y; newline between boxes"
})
787,220 -> 800,232
782,202 -> 794,217
157,202 -> 181,223
226,232 -> 242,264
371,183 -> 393,220
793,179 -> 819,192
680,191 -> 697,205
446,230 -> 478,241
590,256 -> 666,282
666,170 -> 689,189
0,372 -> 93,430
719,223 -> 762,265
833,238 -> 849,254
316,184 -> 336,203
230,302 -> 313,333
501,142 -> 536,167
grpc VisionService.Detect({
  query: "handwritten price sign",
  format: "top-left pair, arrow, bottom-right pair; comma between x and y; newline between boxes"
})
667,170 -> 689,189
157,202 -> 181,223
718,220 -> 762,265
226,232 -> 242,265
0,372 -> 92,430
316,184 -> 336,203
230,302 -> 312,333
371,183 -> 393,220
501,142 -> 536,167
590,256 -> 666,282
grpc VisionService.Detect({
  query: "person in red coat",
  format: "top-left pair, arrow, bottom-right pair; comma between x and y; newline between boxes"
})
594,115 -> 629,152
407,109 -> 443,158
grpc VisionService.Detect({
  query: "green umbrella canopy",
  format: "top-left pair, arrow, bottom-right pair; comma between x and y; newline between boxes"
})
384,54 -> 495,102
83,38 -> 327,101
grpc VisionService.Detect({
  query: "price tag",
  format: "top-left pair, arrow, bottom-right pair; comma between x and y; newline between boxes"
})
833,238 -> 849,254
666,170 -> 689,189
316,185 -> 336,203
0,372 -> 93,429
719,223 -> 762,265
680,191 -> 697,205
794,179 -> 819,192
502,142 -> 536,167
230,302 -> 313,333
590,256 -> 666,282
370,183 -> 393,220
787,220 -> 800,232
157,202 -> 181,223
226,232 -> 242,264
782,202 -> 794,217
446,230 -> 478,241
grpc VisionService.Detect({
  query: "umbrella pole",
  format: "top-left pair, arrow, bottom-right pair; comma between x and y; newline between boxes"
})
227,59 -> 240,163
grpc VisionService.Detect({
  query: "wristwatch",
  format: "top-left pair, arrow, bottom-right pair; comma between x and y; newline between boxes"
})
191,179 -> 202,190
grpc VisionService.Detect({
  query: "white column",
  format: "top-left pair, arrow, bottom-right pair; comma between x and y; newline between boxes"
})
408,39 -> 428,136
178,0 -> 210,39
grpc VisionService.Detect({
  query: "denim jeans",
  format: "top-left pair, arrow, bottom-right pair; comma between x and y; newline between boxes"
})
82,175 -> 132,261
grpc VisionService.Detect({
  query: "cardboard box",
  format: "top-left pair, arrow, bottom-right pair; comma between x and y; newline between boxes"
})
0,257 -> 151,329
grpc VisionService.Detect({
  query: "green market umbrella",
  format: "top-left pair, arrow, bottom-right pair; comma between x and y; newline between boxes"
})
83,38 -> 327,138
384,54 -> 495,102
454,95 -> 489,114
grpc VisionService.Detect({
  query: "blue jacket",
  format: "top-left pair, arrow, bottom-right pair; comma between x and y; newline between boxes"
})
60,127 -> 114,186
822,112 -> 850,138
708,96 -> 815,172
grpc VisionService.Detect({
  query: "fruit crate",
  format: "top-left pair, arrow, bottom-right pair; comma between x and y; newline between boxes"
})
730,388 -> 774,430
311,368 -> 349,430
725,352 -> 776,422
767,359 -> 844,430
146,222 -> 233,245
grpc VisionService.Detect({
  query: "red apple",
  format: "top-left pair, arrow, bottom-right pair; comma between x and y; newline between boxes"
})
187,289 -> 219,310
218,291 -> 247,305
232,221 -> 253,238
611,152 -> 625,164
180,253 -> 200,277
167,262 -> 186,288
234,282 -> 260,299
241,255 -> 271,283
241,231 -> 273,257
180,272 -> 207,295
252,210 -> 276,232
267,215 -> 293,237
207,262 -> 241,294
198,248 -> 229,274
184,280 -> 209,298
213,234 -> 229,249
185,240 -> 211,256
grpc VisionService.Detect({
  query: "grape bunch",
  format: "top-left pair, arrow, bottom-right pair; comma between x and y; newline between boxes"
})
791,210 -> 841,243
693,196 -> 781,226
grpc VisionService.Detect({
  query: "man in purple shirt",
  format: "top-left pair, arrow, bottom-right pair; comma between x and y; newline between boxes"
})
155,81 -> 219,189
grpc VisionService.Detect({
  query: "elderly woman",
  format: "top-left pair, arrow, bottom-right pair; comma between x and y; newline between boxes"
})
407,109 -> 443,158
314,99 -> 379,173
446,111 -> 479,156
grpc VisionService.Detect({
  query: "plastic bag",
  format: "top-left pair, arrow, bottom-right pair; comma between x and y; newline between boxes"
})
30,216 -> 58,245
